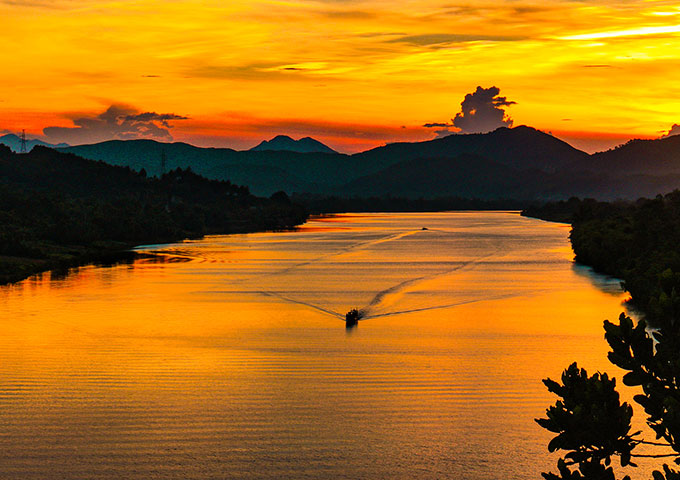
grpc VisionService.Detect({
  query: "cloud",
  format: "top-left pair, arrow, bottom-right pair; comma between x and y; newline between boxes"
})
186,63 -> 326,81
559,25 -> 680,41
432,128 -> 455,139
663,124 -> 680,138
424,86 -> 515,136
43,104 -> 189,145
125,112 -> 188,127
452,86 -> 515,134
388,33 -> 527,47
0,0 -> 82,9
320,10 -> 375,19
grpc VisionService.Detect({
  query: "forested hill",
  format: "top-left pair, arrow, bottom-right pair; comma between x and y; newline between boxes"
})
59,126 -> 680,201
522,193 -> 680,324
0,145 -> 308,284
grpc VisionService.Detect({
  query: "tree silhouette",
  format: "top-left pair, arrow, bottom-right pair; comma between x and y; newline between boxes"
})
534,193 -> 680,479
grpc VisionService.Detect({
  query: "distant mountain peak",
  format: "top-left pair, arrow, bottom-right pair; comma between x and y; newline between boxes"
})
0,133 -> 69,152
250,135 -> 337,154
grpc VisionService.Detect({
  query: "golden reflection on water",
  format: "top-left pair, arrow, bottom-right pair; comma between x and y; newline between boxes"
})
0,212 -> 645,479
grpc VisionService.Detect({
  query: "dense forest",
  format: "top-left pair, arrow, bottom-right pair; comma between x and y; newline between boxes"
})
523,193 -> 680,324
524,192 -> 680,479
0,145 -> 307,284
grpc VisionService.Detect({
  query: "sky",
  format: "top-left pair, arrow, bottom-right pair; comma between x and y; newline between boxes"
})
1,0 -> 680,153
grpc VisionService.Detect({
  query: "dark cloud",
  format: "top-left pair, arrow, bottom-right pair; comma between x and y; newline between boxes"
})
424,86 -> 516,136
452,86 -> 515,134
663,124 -> 680,138
125,112 -> 188,127
43,104 -> 189,145
388,33 -> 527,47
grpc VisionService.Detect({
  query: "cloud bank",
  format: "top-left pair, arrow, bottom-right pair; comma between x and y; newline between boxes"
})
43,105 -> 189,145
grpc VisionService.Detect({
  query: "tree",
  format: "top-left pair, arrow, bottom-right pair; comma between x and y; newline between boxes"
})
538,313 -> 680,479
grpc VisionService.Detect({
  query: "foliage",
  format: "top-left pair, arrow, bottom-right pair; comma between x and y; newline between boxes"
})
524,192 -> 680,325
536,363 -> 636,480
534,192 -> 680,479
0,145 -> 308,284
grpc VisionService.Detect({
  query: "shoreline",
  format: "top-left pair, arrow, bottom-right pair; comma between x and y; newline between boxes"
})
2,210 -> 526,287
0,223 -> 307,288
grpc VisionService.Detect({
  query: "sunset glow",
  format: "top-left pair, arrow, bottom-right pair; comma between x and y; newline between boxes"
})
2,0 -> 680,152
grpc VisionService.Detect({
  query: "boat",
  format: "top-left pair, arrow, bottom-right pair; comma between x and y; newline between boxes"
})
345,308 -> 361,326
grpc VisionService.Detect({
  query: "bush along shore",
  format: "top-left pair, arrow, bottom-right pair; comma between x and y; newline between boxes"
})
0,145 -> 308,285
525,192 -> 680,479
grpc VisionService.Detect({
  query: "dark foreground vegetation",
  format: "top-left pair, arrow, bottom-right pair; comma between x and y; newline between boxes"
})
0,145 -> 307,284
525,192 -> 680,479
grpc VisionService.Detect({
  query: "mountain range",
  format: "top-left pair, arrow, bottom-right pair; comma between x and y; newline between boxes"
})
0,134 -> 69,152
50,127 -> 680,201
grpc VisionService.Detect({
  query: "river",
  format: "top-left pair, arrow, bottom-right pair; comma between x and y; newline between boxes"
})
0,212 -> 639,479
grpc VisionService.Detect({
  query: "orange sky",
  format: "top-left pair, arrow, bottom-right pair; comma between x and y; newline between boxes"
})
1,0 -> 679,153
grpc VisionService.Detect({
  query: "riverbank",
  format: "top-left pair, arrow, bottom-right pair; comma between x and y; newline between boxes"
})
0,223 -> 305,286
0,145 -> 308,286
520,197 -> 583,223
522,193 -> 680,324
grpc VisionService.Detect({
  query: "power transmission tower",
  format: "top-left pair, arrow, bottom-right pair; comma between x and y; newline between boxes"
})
19,130 -> 27,154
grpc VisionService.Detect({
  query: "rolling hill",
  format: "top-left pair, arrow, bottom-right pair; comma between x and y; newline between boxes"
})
57,127 -> 680,201
0,133 -> 69,152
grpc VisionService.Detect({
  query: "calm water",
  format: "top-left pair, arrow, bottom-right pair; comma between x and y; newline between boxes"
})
0,212 -> 643,479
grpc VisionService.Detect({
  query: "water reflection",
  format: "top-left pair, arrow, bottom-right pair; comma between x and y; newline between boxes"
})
0,212 -> 647,480
571,263 -> 627,297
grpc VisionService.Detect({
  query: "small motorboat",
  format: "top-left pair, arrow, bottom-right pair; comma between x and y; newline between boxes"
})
345,308 -> 362,327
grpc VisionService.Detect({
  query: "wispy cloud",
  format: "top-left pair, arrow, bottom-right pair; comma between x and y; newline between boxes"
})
388,33 -> 528,47
560,25 -> 680,40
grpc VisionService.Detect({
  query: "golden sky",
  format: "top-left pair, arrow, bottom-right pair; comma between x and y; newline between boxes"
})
2,0 -> 680,152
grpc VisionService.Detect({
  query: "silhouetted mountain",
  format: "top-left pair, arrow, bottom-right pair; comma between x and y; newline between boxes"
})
59,140 -> 370,195
0,134 -> 69,152
584,135 -> 680,175
250,135 -> 337,154
354,126 -> 589,174
58,126 -> 680,201
60,127 -> 587,196
344,154 -> 548,199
